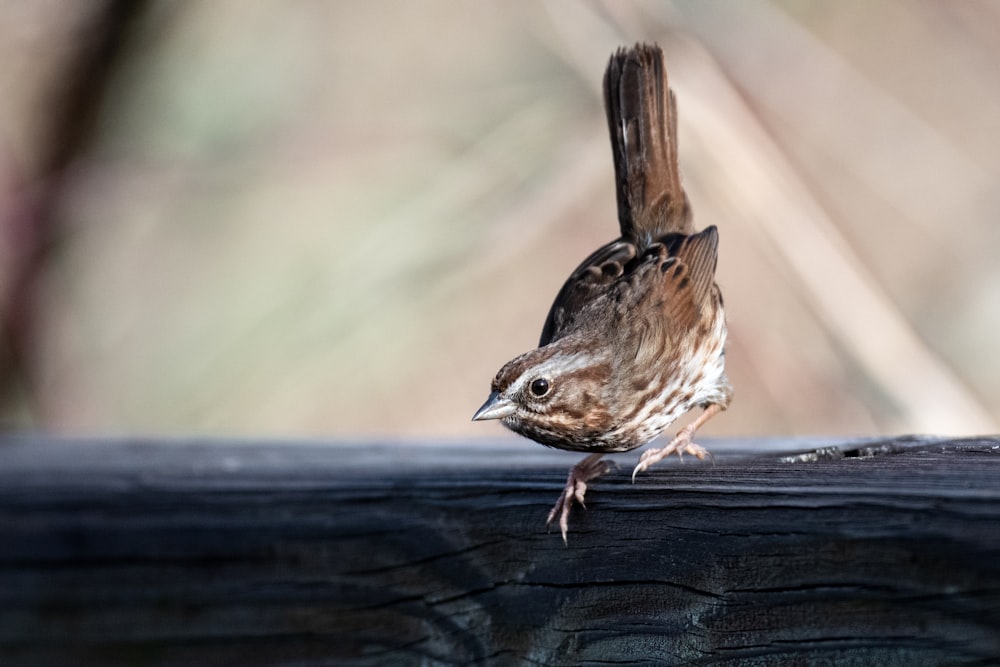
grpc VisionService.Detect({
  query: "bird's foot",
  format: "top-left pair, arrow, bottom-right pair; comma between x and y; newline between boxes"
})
632,425 -> 711,482
546,453 -> 611,545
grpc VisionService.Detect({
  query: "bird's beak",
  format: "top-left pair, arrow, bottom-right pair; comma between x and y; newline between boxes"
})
472,391 -> 516,421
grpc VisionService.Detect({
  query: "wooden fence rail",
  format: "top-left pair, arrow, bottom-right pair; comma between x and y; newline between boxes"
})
0,435 -> 998,665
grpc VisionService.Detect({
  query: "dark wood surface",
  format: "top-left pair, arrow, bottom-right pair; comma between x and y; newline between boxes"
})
1,434 -> 999,666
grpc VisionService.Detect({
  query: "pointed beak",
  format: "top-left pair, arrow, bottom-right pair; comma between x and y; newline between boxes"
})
472,391 -> 516,421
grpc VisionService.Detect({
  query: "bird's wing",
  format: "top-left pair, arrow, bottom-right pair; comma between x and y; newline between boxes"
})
539,238 -> 637,346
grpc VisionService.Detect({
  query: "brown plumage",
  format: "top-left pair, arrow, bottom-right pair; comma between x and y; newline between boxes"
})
473,44 -> 732,543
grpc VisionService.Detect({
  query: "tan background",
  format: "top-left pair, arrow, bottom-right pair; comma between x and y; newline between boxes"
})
2,1 -> 998,439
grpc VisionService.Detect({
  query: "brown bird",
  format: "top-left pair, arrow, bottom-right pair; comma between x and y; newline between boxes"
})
473,44 -> 732,543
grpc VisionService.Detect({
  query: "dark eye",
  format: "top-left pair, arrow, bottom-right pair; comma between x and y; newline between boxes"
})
529,378 -> 551,397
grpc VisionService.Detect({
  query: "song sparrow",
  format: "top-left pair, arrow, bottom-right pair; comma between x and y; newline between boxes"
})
473,44 -> 732,542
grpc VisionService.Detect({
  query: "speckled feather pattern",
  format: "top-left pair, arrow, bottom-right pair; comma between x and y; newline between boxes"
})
489,229 -> 730,453
475,44 -> 732,540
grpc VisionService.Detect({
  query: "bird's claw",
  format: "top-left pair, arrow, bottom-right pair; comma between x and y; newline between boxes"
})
546,454 -> 610,545
631,428 -> 712,482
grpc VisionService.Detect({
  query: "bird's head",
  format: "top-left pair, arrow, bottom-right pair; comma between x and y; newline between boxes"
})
472,342 -> 613,451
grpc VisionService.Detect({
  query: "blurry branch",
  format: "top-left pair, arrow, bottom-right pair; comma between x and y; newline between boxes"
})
675,44 -> 996,434
0,1 -> 150,424
544,1 -> 996,433
662,1 -> 998,433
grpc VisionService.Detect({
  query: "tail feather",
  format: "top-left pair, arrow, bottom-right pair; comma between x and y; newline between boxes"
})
604,43 -> 692,242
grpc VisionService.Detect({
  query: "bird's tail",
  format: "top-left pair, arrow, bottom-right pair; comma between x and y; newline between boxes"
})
604,43 -> 693,242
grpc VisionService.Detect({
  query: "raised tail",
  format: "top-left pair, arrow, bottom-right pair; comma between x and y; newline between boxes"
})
604,43 -> 693,243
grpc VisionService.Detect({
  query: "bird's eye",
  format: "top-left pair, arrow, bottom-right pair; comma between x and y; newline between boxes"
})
529,378 -> 551,397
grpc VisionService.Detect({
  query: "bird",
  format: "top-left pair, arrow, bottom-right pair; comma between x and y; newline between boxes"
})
473,43 -> 732,543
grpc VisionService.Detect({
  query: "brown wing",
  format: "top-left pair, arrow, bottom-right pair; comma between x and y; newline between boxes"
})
539,226 -> 719,348
539,239 -> 637,346
615,225 -> 719,368
656,225 -> 720,339
604,43 -> 692,242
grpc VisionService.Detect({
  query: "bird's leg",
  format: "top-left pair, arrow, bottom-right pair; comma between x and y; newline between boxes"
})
632,402 -> 724,481
546,453 -> 611,545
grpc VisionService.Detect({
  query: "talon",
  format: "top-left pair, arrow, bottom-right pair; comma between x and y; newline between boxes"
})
632,406 -> 723,477
546,490 -> 566,526
546,453 -> 608,544
684,443 -> 710,461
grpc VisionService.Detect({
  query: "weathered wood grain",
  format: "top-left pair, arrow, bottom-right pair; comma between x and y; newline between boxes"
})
0,435 -> 999,666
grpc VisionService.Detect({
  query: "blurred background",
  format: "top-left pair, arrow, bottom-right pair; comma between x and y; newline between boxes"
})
1,0 -> 998,440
